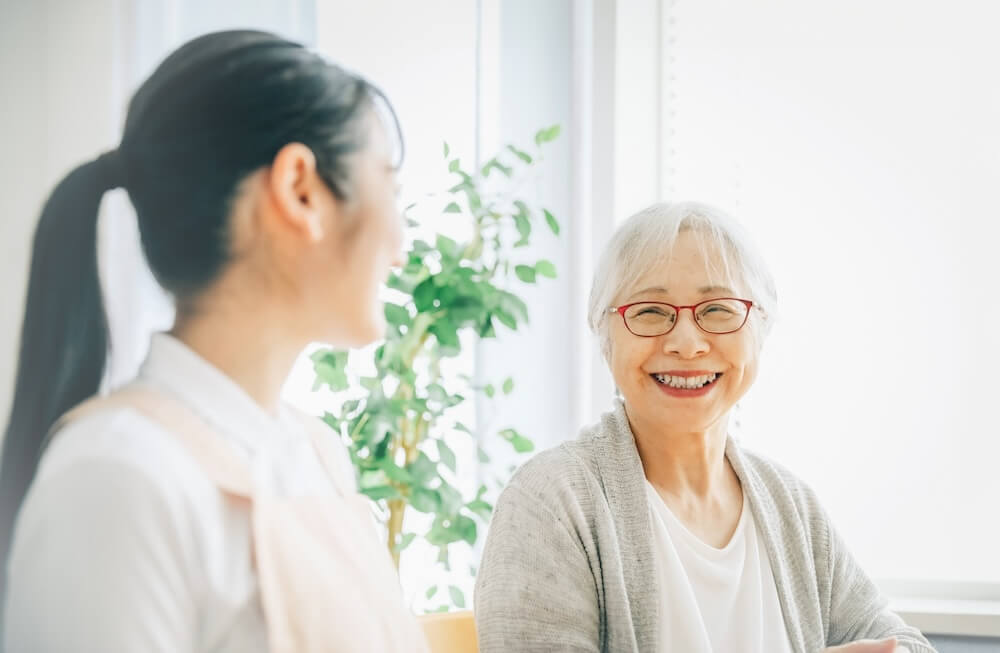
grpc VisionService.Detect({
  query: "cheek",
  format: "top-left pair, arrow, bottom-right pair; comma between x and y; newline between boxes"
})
609,336 -> 655,389
721,337 -> 759,394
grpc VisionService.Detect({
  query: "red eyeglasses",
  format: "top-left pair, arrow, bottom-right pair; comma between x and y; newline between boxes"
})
610,298 -> 754,337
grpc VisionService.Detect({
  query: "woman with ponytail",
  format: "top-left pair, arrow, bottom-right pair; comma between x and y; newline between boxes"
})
1,30 -> 427,653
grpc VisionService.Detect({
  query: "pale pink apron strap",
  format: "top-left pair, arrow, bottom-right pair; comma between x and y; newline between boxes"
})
290,409 -> 357,498
49,387 -> 254,498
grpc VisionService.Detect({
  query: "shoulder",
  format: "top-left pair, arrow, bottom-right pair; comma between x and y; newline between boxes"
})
7,413 -> 205,650
736,444 -> 825,510
37,399 -> 217,504
731,440 -> 835,554
505,441 -> 600,505
22,395 -> 230,561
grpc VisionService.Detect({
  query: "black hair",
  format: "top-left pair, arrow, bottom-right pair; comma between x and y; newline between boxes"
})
0,30 -> 402,598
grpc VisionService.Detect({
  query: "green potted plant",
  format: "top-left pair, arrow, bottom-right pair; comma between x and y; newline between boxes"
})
310,125 -> 562,609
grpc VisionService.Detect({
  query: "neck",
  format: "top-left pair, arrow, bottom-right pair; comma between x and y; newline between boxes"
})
171,295 -> 305,415
627,404 -> 735,501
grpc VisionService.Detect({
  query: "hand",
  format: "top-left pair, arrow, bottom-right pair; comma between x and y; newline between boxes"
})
822,637 -> 911,653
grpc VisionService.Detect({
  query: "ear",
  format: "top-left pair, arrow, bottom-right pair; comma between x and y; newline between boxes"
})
266,142 -> 327,242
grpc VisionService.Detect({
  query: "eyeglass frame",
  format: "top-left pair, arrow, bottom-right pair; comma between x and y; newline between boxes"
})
608,298 -> 755,337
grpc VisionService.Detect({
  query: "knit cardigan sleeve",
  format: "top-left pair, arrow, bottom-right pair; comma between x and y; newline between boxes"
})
474,456 -> 602,653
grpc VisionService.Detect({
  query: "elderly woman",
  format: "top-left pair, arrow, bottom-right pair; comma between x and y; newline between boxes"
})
474,203 -> 934,653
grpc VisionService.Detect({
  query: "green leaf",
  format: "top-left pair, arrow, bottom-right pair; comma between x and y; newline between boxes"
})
507,144 -> 533,164
443,201 -> 462,214
394,532 -> 417,554
534,124 -> 562,145
426,519 -> 461,546
481,158 -> 513,178
467,498 -> 493,522
436,284 -> 458,307
384,302 -> 411,326
427,383 -> 448,404
454,515 -> 477,545
494,309 -> 517,330
478,315 -> 496,338
477,446 -> 490,463
448,296 -> 486,325
379,458 -> 414,484
515,265 -> 537,283
426,585 -> 439,600
387,272 -> 415,294
461,186 -> 482,213
502,377 -> 515,394
429,605 -> 450,614
449,585 -> 466,609
500,428 -> 535,453
410,487 -> 441,513
454,422 -> 473,435
448,158 -> 460,173
513,213 -> 531,246
511,434 -> 534,453
436,234 -> 459,259
359,376 -> 382,392
544,208 -> 560,235
498,291 -> 529,322
438,481 -> 464,516
429,318 -> 459,348
535,259 -> 557,279
321,412 -> 340,431
410,452 -> 439,485
413,279 -> 437,312
484,384 -> 495,398
436,440 -> 457,473
360,485 -> 400,501
312,352 -> 349,392
443,142 -> 450,158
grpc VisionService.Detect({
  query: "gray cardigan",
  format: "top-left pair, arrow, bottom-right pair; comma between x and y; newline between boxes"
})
474,401 -> 935,653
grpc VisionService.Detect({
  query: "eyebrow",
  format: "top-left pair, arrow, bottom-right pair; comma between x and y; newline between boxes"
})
627,285 -> 735,300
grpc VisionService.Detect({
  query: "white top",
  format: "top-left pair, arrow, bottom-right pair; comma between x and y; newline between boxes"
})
4,334 -> 356,653
645,481 -> 795,653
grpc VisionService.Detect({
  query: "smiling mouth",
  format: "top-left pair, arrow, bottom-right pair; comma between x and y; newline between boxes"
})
651,372 -> 722,390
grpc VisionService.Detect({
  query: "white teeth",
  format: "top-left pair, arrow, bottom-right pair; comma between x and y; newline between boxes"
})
653,373 -> 719,389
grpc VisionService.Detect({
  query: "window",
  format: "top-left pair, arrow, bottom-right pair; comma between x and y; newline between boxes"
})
613,0 -> 1000,595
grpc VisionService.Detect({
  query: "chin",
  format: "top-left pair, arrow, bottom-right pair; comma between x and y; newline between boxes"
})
347,321 -> 383,347
323,313 -> 384,349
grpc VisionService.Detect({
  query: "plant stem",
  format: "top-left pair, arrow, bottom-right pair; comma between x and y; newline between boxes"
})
387,498 -> 405,570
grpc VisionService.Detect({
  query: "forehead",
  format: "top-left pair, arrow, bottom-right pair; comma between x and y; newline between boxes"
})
625,230 -> 743,299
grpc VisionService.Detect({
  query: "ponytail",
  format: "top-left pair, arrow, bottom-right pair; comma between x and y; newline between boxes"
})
0,150 -> 123,597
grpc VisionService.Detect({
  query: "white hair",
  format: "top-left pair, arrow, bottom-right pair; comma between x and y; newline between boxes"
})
587,201 -> 778,360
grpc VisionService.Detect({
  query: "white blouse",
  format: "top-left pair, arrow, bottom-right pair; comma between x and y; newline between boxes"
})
5,334 -> 357,653
646,481 -> 795,653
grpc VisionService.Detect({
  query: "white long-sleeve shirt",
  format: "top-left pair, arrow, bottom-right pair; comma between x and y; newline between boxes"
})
4,334 -> 355,653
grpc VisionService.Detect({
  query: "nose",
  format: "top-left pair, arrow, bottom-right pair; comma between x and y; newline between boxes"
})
662,308 -> 710,358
